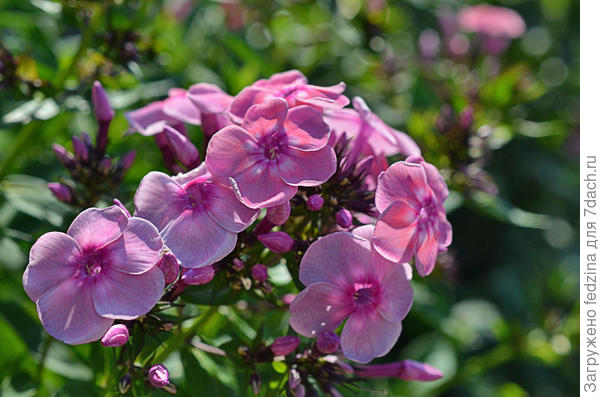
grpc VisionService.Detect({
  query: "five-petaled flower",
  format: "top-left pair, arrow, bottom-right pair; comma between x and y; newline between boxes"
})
22,206 -> 165,344
289,225 -> 413,363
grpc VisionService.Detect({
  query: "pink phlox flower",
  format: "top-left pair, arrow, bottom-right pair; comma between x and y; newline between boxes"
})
458,4 -> 525,39
373,157 -> 452,277
23,206 -> 165,345
134,163 -> 258,268
230,70 -> 349,122
187,83 -> 235,135
289,225 -> 413,363
206,98 -> 336,209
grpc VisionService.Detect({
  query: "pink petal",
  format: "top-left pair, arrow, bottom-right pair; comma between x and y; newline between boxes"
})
372,202 -> 419,263
67,206 -> 128,250
205,125 -> 263,179
202,182 -> 259,232
125,101 -> 169,136
201,112 -> 232,135
415,226 -> 438,277
340,309 -> 403,363
324,108 -> 361,140
241,98 -> 288,139
186,83 -> 233,114
230,161 -> 298,209
375,263 -> 413,323
99,217 -> 163,275
163,125 -> 200,168
161,209 -> 237,268
134,172 -> 188,231
172,162 -> 210,185
258,70 -> 307,87
289,282 -> 353,337
436,216 -> 453,247
23,232 -> 82,302
92,266 -> 164,319
406,156 -> 448,203
163,94 -> 201,125
284,106 -> 331,151
37,278 -> 113,344
375,161 -> 432,213
299,232 -> 372,288
230,86 -> 272,121
277,145 -> 336,187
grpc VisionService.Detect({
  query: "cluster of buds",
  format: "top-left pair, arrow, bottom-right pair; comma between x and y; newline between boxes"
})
49,81 -> 136,207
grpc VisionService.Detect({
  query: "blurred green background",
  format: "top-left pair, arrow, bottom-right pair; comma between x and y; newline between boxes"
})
0,0 -> 579,396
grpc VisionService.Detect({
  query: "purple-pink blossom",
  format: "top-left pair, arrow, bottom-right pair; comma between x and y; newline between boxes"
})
22,206 -> 165,344
373,157 -> 452,277
206,98 -> 336,209
289,226 -> 413,363
134,163 -> 258,268
230,70 -> 349,122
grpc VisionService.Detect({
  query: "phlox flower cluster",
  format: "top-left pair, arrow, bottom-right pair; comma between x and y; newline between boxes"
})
25,70 -> 453,393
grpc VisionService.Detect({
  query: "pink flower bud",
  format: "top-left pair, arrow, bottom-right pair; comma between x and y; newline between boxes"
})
282,293 -> 296,306
157,251 -> 180,284
72,136 -> 89,162
48,183 -> 72,203
92,81 -> 115,123
232,258 -> 245,271
289,368 -> 301,389
163,125 -> 199,168
117,150 -> 136,173
148,364 -> 170,388
353,360 -> 443,381
101,324 -> 129,347
306,194 -> 324,211
251,264 -> 268,282
270,336 -> 300,356
336,208 -> 353,229
113,198 -> 131,217
181,265 -> 215,285
266,201 -> 290,225
316,330 -> 340,354
257,231 -> 294,253
52,144 -> 75,169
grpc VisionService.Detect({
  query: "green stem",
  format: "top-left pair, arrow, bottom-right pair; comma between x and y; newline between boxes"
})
153,306 -> 218,363
33,335 -> 52,396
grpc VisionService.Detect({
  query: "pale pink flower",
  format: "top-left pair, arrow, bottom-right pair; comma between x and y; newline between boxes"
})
373,157 -> 452,277
22,206 -> 164,345
289,226 -> 413,363
458,5 -> 525,39
206,98 -> 336,209
134,163 -> 258,268
230,70 -> 349,122
354,359 -> 443,381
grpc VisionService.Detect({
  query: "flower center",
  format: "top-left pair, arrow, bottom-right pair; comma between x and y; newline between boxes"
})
82,251 -> 104,277
268,147 -> 279,160
353,283 -> 378,309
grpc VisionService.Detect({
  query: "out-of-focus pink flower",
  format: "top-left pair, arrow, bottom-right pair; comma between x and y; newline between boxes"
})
316,330 -> 340,354
22,206 -> 164,344
251,264 -> 269,282
181,265 -> 215,285
101,324 -> 130,347
206,98 -> 336,209
270,336 -> 301,356
156,250 -> 180,284
230,70 -> 349,122
289,226 -> 413,363
373,157 -> 452,277
306,194 -> 324,211
48,183 -> 72,203
148,364 -> 170,388
187,83 -> 235,135
458,5 -> 525,39
232,258 -> 245,271
258,231 -> 294,253
134,163 -> 258,268
219,0 -> 247,31
266,201 -> 291,225
354,359 -> 443,381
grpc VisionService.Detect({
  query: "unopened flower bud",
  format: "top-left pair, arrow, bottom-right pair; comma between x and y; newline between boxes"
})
157,251 -> 180,284
118,373 -> 132,394
148,364 -> 170,388
48,183 -> 72,203
258,231 -> 294,253
435,104 -> 454,134
306,194 -> 324,211
288,368 -> 301,389
459,105 -> 474,132
316,331 -> 340,354
270,336 -> 301,356
116,150 -> 136,173
335,208 -> 353,229
101,324 -> 129,347
353,360 -> 443,381
266,201 -> 291,225
99,157 -> 112,175
52,144 -> 75,169
113,198 -> 131,218
251,264 -> 268,282
72,136 -> 89,162
92,81 -> 115,123
282,293 -> 296,306
250,372 -> 262,395
163,125 -> 199,168
232,258 -> 245,271
181,265 -> 215,285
